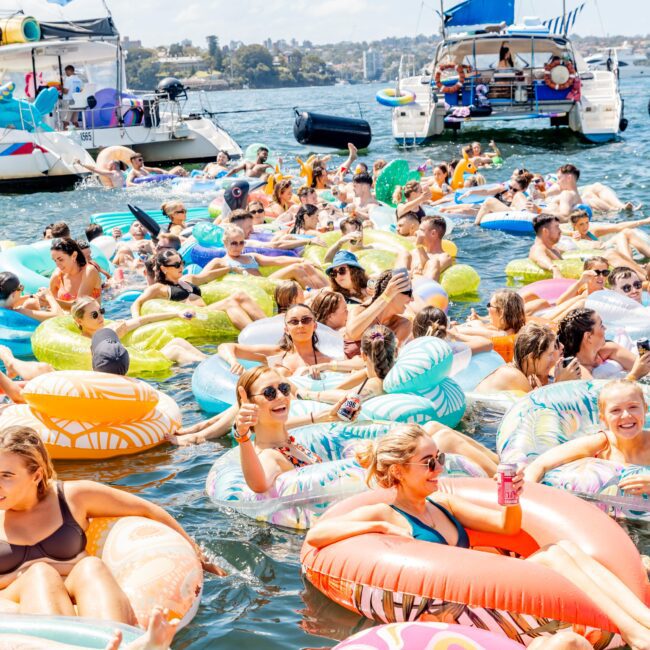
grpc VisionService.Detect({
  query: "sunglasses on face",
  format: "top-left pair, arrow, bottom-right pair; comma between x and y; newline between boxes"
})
162,260 -> 183,268
592,269 -> 610,277
228,240 -> 245,246
133,157 -> 144,162
172,209 -> 187,214
88,307 -> 105,319
405,452 -> 446,472
250,208 -> 265,215
620,280 -> 643,293
328,266 -> 349,278
251,382 -> 291,401
286,315 -> 314,327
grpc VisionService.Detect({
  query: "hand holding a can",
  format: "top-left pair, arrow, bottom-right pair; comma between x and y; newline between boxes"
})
497,463 -> 525,506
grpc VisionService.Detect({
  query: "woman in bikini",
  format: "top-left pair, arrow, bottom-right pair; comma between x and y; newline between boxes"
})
49,238 -> 102,310
130,249 -> 266,331
204,226 -> 327,289
557,308 -> 650,380
0,425 -> 223,622
306,424 -> 650,650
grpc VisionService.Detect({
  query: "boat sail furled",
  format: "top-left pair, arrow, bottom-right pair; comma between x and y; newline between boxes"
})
387,0 -> 624,145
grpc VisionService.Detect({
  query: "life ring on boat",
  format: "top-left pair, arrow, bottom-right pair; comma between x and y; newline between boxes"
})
544,59 -> 577,91
375,88 -> 416,107
434,64 -> 466,93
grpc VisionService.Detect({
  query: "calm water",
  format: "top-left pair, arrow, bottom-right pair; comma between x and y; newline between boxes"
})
1,79 -> 650,648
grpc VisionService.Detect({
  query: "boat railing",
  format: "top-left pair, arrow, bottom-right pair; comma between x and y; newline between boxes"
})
397,54 -> 417,92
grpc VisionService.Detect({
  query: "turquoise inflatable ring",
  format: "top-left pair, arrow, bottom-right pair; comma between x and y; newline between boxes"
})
376,88 -> 416,107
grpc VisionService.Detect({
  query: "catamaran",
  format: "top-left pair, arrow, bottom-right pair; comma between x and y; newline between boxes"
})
388,0 -> 625,145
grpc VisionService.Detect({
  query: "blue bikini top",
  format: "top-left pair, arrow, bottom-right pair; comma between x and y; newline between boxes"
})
391,500 -> 470,548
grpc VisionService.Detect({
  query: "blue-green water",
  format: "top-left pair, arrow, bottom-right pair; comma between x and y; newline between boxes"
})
2,79 -> 650,648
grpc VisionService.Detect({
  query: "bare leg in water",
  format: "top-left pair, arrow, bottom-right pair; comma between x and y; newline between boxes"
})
169,405 -> 237,445
206,292 -> 266,330
582,183 -> 642,212
270,263 -> 328,289
0,345 -> 52,380
161,339 -> 206,365
528,540 -> 650,650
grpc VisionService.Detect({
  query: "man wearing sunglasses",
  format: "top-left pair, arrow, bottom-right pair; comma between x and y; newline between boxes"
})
125,153 -> 187,187
609,267 -> 644,304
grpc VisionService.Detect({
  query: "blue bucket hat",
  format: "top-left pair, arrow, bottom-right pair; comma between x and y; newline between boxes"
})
574,203 -> 593,219
325,250 -> 364,274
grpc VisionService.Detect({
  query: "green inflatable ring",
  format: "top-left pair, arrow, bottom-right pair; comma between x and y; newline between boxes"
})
201,276 -> 275,316
31,317 -> 172,378
505,258 -> 585,284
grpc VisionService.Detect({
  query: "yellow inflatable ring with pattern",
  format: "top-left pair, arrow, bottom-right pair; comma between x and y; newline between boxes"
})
0,391 -> 180,459
85,516 -> 202,629
22,371 -> 159,424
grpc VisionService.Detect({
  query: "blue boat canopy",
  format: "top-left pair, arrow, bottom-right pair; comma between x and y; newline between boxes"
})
443,0 -> 514,29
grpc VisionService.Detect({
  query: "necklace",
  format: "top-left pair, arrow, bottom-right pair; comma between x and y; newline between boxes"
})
394,498 -> 436,530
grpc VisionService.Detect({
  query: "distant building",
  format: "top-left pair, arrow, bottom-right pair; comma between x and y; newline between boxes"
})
158,56 -> 209,72
264,38 -> 273,50
121,36 -> 141,51
180,38 -> 192,48
363,48 -> 383,80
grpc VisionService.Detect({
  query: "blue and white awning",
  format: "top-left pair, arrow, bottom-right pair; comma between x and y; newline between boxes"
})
443,0 -> 514,29
543,3 -> 585,34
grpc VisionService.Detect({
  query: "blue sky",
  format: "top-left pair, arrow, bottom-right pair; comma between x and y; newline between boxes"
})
18,0 -> 650,46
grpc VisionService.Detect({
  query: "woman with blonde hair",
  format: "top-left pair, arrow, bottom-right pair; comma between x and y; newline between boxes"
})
306,424 -> 650,650
160,200 -> 188,236
269,179 -> 296,218
0,425 -> 223,619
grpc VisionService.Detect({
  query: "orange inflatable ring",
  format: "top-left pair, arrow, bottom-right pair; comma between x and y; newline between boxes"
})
0,391 -> 180,460
544,59 -> 577,91
434,64 -> 466,94
22,371 -> 160,424
302,478 -> 647,647
491,334 -> 515,362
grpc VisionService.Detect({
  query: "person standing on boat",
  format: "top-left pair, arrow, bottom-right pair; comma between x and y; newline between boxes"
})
61,65 -> 83,129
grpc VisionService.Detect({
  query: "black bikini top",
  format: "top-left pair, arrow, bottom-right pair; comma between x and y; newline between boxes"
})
168,280 -> 202,302
0,483 -> 87,575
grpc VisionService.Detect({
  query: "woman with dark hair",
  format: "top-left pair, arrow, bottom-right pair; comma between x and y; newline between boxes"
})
557,308 -> 650,380
311,289 -> 349,332
325,250 -> 370,304
412,306 -> 492,353
275,280 -> 304,314
310,166 -> 329,191
476,322 -> 580,393
394,180 -> 432,220
0,272 -> 62,322
474,173 -> 536,224
130,249 -> 266,331
49,238 -> 102,310
498,42 -> 515,68
217,304 -> 333,376
290,204 -> 320,236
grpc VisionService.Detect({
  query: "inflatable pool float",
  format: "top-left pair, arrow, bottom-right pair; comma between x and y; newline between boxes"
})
439,264 -> 480,297
132,173 -> 179,185
0,240 -> 112,295
333,622 -> 523,649
479,210 -> 537,235
505,258 -> 584,284
0,614 -> 141,646
171,175 -> 266,194
199,276 -> 275,316
586,289 -> 650,341
498,379 -> 650,520
520,277 -> 575,305
0,308 -> 38,358
31,317 -> 172,378
1,371 -> 180,459
301,478 -> 643,646
125,299 -> 239,347
90,206 -> 209,235
375,160 -> 422,207
206,421 -> 484,529
375,88 -> 416,107
190,242 -> 298,269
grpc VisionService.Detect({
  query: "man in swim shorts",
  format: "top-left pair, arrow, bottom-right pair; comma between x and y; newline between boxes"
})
529,214 -> 564,278
544,164 -> 583,221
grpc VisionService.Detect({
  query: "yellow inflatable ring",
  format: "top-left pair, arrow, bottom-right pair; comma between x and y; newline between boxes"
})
86,516 -> 202,628
32,317 -> 172,378
22,371 -> 159,424
0,391 -> 179,459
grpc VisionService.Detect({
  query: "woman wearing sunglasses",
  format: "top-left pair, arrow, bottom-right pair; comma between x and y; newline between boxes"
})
558,308 -> 650,381
325,250 -> 370,305
234,366 -> 353,493
161,200 -> 189,237
248,200 -> 267,226
459,289 -> 525,342
217,303 -> 333,376
204,226 -> 327,290
306,424 -> 650,650
268,179 -> 297,219
72,297 -> 206,366
130,249 -> 266,331
0,272 -> 62,323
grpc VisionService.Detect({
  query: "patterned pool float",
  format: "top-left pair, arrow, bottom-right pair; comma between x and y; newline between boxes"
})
206,420 -> 485,529
497,379 -> 650,520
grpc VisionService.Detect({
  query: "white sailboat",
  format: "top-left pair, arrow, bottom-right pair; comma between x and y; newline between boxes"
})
388,1 -> 625,145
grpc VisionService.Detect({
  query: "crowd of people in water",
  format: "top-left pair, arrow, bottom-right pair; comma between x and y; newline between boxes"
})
2,138 -> 650,650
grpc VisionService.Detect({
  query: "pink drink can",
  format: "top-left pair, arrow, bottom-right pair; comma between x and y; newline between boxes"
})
497,463 -> 519,506
337,395 -> 361,422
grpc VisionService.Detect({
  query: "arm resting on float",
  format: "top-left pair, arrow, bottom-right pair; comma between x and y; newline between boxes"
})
216,342 -> 279,366
440,493 -> 522,536
254,253 -> 305,267
590,218 -> 650,236
522,433 -> 608,483
130,285 -> 166,318
447,329 -> 493,353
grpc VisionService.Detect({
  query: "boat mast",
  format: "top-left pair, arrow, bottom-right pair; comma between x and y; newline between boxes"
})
562,0 -> 568,36
439,0 -> 446,39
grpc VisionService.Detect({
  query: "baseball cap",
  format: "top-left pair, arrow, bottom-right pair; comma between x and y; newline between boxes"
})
91,328 -> 130,376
